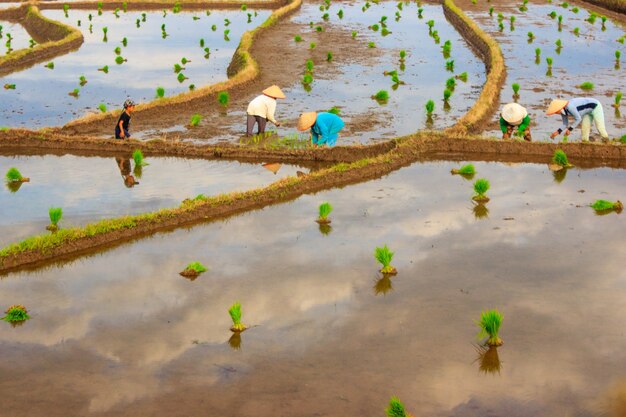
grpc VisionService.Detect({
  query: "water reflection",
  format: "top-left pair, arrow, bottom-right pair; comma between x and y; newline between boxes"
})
373,275 -> 393,296
318,223 -> 332,235
472,202 -> 489,220
228,332 -> 242,351
474,345 -> 502,375
115,156 -> 139,188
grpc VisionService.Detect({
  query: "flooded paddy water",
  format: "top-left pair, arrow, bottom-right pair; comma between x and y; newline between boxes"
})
0,8 -> 270,128
463,0 -> 626,140
1,160 -> 625,416
0,153 -> 309,246
0,19 -> 34,55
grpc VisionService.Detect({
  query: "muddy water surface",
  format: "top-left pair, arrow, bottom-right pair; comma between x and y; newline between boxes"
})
0,20 -> 33,56
464,0 -> 626,140
0,160 -> 624,416
0,8 -> 270,128
0,154 -> 307,246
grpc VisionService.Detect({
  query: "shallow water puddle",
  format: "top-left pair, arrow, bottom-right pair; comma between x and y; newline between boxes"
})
0,8 -> 270,128
465,0 -> 626,140
0,153 -> 308,246
0,160 -> 624,416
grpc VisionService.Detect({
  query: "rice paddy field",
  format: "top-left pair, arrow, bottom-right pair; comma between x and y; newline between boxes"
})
0,0 -> 625,415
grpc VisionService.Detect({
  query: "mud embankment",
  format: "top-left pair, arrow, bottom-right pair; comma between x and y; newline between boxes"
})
36,0 -> 285,11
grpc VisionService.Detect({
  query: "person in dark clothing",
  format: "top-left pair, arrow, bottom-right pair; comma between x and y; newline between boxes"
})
115,156 -> 138,188
115,99 -> 135,139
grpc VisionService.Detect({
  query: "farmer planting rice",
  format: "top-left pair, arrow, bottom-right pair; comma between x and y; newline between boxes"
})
500,102 -> 532,141
115,99 -> 135,140
246,85 -> 285,136
547,97 -> 610,142
297,111 -> 345,147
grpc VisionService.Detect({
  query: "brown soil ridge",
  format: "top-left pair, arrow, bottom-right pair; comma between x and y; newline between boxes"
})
579,0 -> 626,15
36,0 -> 286,11
0,5 -> 84,77
57,0 -> 302,133
443,0 -> 506,136
1,132 -> 625,274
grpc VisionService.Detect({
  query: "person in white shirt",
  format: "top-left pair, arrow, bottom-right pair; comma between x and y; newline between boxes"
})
246,85 -> 286,136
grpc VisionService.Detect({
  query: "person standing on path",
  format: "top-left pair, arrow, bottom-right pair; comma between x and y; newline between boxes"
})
297,111 -> 345,147
246,85 -> 286,136
547,97 -> 610,142
500,102 -> 532,141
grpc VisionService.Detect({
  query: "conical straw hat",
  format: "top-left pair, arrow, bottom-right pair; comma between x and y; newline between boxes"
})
501,102 -> 528,125
297,112 -> 317,131
546,99 -> 568,115
262,85 -> 286,99
262,162 -> 281,174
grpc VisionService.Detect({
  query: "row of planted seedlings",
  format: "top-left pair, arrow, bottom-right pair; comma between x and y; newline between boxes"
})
466,0 -> 625,139
0,3 -> 267,128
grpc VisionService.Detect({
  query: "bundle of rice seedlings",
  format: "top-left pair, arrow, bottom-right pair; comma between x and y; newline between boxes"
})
5,167 -> 28,183
445,60 -> 454,71
79,75 -> 87,86
229,302 -> 247,332
174,63 -> 185,73
476,309 -> 503,346
549,149 -> 573,171
399,50 -> 406,61
512,83 -> 520,96
451,163 -> 475,178
189,114 -> 202,127
98,65 -> 109,73
446,77 -> 456,90
294,35 -> 302,42
156,86 -> 165,98
2,305 -> 30,323
133,149 -> 149,167
578,81 -> 594,90
326,51 -> 333,62
45,62 -> 54,69
316,202 -> 333,224
472,178 -> 490,202
443,88 -> 452,102
302,73 -> 314,85
115,56 -> 126,65
328,106 -> 341,115
68,88 -> 80,97
455,72 -> 468,82
425,99 -> 435,115
98,103 -> 107,113
385,396 -> 409,417
374,245 -> 397,275
177,72 -> 188,83
612,91 -> 622,108
372,90 -> 389,104
46,207 -> 63,231
218,91 -> 229,107
367,41 -> 375,48
180,261 -> 207,279
591,199 -> 623,213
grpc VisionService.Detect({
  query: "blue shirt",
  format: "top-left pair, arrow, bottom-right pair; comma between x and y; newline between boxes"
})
311,112 -> 345,146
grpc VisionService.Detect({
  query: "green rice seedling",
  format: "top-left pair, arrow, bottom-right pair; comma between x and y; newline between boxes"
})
189,114 -> 202,127
558,14 -> 563,25
571,6 -> 579,12
560,1 -> 569,6
590,199 -> 623,213
546,56 -> 553,67
218,91 -> 229,107
555,39 -> 562,51
305,59 -> 314,72
451,163 -> 476,177
498,21 -> 504,31
44,61 -> 55,70
229,302 -> 246,332
3,84 -> 15,90
177,73 -> 188,83
351,31 -> 357,38
445,60 -> 454,71
551,149 -> 573,168
472,178 -> 490,202
189,84 -> 195,91
156,86 -> 165,98
2,305 -> 30,323
211,24 -> 217,31
613,91 -> 622,108
5,167 -> 28,183
241,3 -> 247,10
601,15 -> 607,27
616,50 -> 621,61
425,99 -> 435,115
371,24 -> 380,32
338,9 -> 344,18
115,56 -> 126,65
456,72 -> 468,82
224,29 -> 230,40
302,73 -> 313,85
374,244 -> 396,274
497,13 -> 504,22
133,149 -> 148,167
310,42 -> 316,49
180,261 -> 207,278
510,15 -> 516,24
328,106 -> 341,115
512,83 -> 520,96
381,27 -> 391,36
174,63 -> 184,73
621,134 -> 626,143
315,26 -> 323,32
476,309 -> 503,346
47,207 -> 63,231
322,13 -> 329,21
578,81 -> 594,90
573,27 -> 580,35
79,76 -> 87,86
102,26 -> 108,35
316,202 -> 333,224
527,31 -> 534,41
446,77 -> 456,90
426,19 -> 435,30
114,46 -> 121,55
122,1 -> 127,11
29,38 -> 36,48
368,42 -> 376,48
294,35 -> 302,42
141,12 -> 147,21
418,7 -> 424,18
399,50 -> 406,62
587,12 -> 596,24
98,103 -> 107,113
548,10 -> 557,18
443,88 -> 452,102
385,396 -> 408,417
199,38 -> 205,47
442,40 -> 451,56
68,88 -> 80,97
98,65 -> 109,73
326,51 -> 333,62
122,37 -> 127,47
488,7 -> 494,16
372,90 -> 389,104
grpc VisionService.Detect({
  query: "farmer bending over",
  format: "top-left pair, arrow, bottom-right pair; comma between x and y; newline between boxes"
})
246,85 -> 285,136
115,99 -> 135,140
547,97 -> 609,142
297,112 -> 345,147
500,102 -> 531,141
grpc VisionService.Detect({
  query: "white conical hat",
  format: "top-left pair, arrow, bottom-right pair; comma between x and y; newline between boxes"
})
501,103 -> 528,125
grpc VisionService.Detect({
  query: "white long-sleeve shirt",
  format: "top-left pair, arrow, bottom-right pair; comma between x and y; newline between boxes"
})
559,97 -> 600,132
246,94 -> 278,124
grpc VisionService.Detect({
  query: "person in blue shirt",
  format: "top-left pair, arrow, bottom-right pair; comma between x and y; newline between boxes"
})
297,112 -> 345,147
547,97 -> 609,142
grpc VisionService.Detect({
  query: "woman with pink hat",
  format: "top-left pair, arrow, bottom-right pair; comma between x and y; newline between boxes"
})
500,102 -> 532,141
547,97 -> 609,142
246,85 -> 286,136
297,111 -> 345,147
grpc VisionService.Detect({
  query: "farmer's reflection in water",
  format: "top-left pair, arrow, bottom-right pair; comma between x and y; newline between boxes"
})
115,156 -> 139,188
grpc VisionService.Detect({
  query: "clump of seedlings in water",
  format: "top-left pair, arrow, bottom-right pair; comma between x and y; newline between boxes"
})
374,244 -> 397,275
613,91 -> 622,108
229,302 -> 247,332
549,149 -> 573,171
615,50 -> 621,69
98,65 -> 109,73
527,31 -> 534,42
372,90 -> 389,104
443,88 -> 452,107
45,62 -> 54,70
456,72 -> 468,82
590,199 -> 623,214
115,56 -> 127,65
79,75 -> 87,86
509,15 -> 515,30
512,83 -> 520,99
46,207 -> 63,232
2,305 -> 30,324
294,35 -> 302,42
451,163 -> 475,179
98,103 -> 107,113
316,202 -> 333,224
573,27 -> 580,36
327,51 -> 333,62
399,50 -> 406,62
488,7 -> 494,16
446,77 -> 456,90
442,40 -> 451,58
102,26 -> 108,41
476,309 -> 503,346
472,178 -> 490,202
189,114 -> 202,127
156,86 -> 165,98
218,91 -> 229,108
180,261 -> 207,278
557,15 -> 563,30
446,60 -> 454,71
578,81 -> 594,90
555,39 -> 562,53
3,83 -> 15,90
5,167 -> 29,183
546,57 -> 553,76
385,396 -> 410,417
425,99 -> 435,124
133,149 -> 148,167
68,88 -> 80,98
310,42 -> 316,49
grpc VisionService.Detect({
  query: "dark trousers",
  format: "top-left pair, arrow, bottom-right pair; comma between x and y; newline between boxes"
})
115,127 -> 130,139
246,114 -> 267,135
